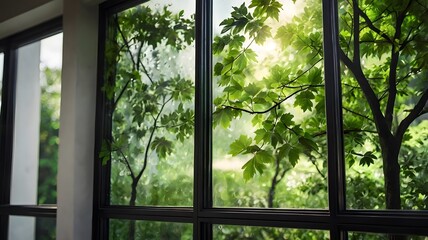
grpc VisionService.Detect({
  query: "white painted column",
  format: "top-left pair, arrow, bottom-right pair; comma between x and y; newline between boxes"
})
9,41 -> 41,240
56,0 -> 98,239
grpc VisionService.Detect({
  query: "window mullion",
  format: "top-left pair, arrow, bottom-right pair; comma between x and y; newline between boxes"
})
194,0 -> 213,239
321,0 -> 346,237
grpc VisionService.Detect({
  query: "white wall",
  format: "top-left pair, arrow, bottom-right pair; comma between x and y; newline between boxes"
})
56,0 -> 99,239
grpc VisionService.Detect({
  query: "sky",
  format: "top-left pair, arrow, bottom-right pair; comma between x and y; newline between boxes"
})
40,33 -> 63,69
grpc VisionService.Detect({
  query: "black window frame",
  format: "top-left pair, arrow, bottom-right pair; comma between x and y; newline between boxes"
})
0,17 -> 62,239
92,0 -> 428,239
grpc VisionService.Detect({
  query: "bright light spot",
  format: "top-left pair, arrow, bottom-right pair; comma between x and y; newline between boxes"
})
252,39 -> 278,59
213,157 -> 246,171
40,33 -> 63,69
263,39 -> 277,52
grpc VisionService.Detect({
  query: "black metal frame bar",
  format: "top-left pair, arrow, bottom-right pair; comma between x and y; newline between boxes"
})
92,0 -> 428,239
0,16 -> 62,239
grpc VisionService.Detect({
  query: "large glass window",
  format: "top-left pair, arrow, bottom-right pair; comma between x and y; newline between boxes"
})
11,33 -> 62,205
0,18 -> 61,240
338,0 -> 428,210
101,0 -> 195,208
212,0 -> 327,209
94,0 -> 428,239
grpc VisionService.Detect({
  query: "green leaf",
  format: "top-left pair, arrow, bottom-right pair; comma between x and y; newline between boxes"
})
213,108 -> 234,128
151,137 -> 173,158
277,144 -> 290,160
244,83 -> 261,96
307,68 -> 322,84
255,149 -> 275,163
294,91 -> 315,112
214,62 -> 224,76
280,113 -> 294,126
298,136 -> 318,151
288,147 -> 300,166
229,135 -> 253,156
241,149 -> 273,181
359,151 -> 376,167
254,128 -> 268,143
242,157 -> 257,180
99,140 -> 111,165
254,25 -> 272,44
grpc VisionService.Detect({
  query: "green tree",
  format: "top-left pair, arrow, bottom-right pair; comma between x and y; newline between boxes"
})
213,0 -> 428,212
102,0 -> 428,239
100,4 -> 195,240
37,67 -> 61,240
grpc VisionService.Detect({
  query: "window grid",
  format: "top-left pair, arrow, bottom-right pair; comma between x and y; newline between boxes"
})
93,0 -> 428,239
0,18 -> 61,239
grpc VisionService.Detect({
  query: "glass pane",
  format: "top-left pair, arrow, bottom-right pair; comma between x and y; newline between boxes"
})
9,216 -> 56,240
109,219 -> 192,240
214,225 -> 328,239
349,232 -> 428,240
10,33 -> 62,205
212,0 -> 327,208
103,0 -> 195,206
339,1 -> 428,209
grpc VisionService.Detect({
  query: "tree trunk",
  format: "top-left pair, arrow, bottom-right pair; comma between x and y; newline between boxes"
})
128,180 -> 138,240
380,138 -> 406,240
268,157 -> 281,208
380,138 -> 401,210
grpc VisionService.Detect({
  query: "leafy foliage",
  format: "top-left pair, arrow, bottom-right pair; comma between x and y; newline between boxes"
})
102,0 -> 428,238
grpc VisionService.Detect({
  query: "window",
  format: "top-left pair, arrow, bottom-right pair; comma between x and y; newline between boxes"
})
94,0 -> 428,239
0,18 -> 62,239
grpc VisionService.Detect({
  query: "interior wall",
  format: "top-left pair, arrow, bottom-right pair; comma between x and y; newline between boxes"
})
0,0 -> 62,39
0,0 -> 52,22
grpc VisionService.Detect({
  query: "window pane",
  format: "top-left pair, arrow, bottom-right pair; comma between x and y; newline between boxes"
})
10,33 -> 62,205
212,0 -> 327,208
104,0 -> 195,206
349,232 -> 428,240
9,216 -> 56,240
109,219 -> 192,240
213,225 -> 328,239
339,0 -> 428,210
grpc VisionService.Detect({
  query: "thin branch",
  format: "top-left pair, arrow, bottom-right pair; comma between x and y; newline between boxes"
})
339,48 -> 391,138
115,16 -> 138,68
279,58 -> 323,88
343,106 -> 374,122
139,61 -> 154,84
135,96 -> 173,181
396,89 -> 428,140
357,6 -> 393,44
385,0 -> 413,130
309,157 -> 326,179
117,148 -> 135,180
222,87 -> 311,115
312,128 -> 377,137
113,79 -> 131,111
352,0 -> 361,64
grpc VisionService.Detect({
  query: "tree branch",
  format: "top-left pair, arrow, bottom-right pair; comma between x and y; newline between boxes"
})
339,48 -> 391,138
279,58 -> 323,88
352,0 -> 361,64
343,106 -> 374,122
135,96 -> 173,181
356,5 -> 393,43
222,87 -> 311,115
396,89 -> 428,140
385,0 -> 413,130
117,147 -> 135,180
